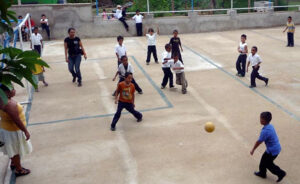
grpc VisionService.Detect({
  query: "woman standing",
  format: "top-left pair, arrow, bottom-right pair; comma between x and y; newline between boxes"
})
0,85 -> 32,177
64,28 -> 87,87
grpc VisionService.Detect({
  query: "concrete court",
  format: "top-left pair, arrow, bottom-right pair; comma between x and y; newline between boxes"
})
16,26 -> 300,184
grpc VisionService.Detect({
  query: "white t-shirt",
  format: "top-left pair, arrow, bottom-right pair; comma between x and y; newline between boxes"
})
239,42 -> 247,54
118,63 -> 134,77
161,51 -> 172,68
115,9 -> 123,19
31,33 -> 43,46
132,14 -> 143,23
247,53 -> 262,66
146,33 -> 156,46
169,60 -> 184,73
115,44 -> 126,59
40,18 -> 49,26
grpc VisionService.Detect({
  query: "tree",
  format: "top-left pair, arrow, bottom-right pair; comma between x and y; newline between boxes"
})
0,0 -> 49,104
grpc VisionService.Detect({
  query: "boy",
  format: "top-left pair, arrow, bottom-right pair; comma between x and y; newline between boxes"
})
161,44 -> 174,89
236,34 -> 248,77
110,72 -> 143,131
169,30 -> 183,63
132,10 -> 143,36
40,14 -> 50,40
115,5 -> 129,31
169,54 -> 187,94
30,27 -> 43,56
113,56 -> 143,94
145,28 -> 159,65
250,111 -> 286,182
32,63 -> 49,92
246,46 -> 269,88
115,35 -> 127,66
283,16 -> 295,47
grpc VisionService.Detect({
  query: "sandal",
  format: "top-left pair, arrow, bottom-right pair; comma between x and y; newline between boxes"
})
15,168 -> 31,177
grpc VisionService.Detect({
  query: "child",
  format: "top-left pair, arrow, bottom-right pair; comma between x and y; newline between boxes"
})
283,16 -> 295,47
110,72 -> 143,131
115,35 -> 127,66
113,56 -> 143,94
132,10 -> 143,36
169,54 -> 187,94
145,28 -> 159,65
30,27 -> 43,56
250,111 -> 286,182
40,14 -> 50,40
102,9 -> 108,20
32,63 -> 49,92
236,34 -> 248,77
115,5 -> 129,31
246,46 -> 269,88
169,30 -> 183,63
161,44 -> 174,89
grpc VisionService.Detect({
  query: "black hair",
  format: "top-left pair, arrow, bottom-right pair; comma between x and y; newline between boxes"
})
148,28 -> 154,33
288,16 -> 292,19
241,34 -> 247,39
0,84 -> 10,92
33,27 -> 39,31
41,14 -> 46,17
18,15 -> 23,19
68,28 -> 75,33
260,112 -> 272,123
173,29 -> 178,34
252,46 -> 258,52
136,9 -> 140,13
117,35 -> 124,41
165,44 -> 171,50
125,72 -> 132,78
121,55 -> 127,61
173,52 -> 179,58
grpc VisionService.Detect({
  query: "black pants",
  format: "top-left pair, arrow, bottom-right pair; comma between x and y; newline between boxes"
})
251,66 -> 267,87
136,23 -> 143,36
118,17 -> 129,30
111,101 -> 143,128
258,152 -> 285,177
41,24 -> 50,39
161,67 -> 173,87
34,45 -> 41,56
287,32 -> 294,46
236,54 -> 247,76
171,49 -> 183,64
146,46 -> 158,63
118,77 -> 142,93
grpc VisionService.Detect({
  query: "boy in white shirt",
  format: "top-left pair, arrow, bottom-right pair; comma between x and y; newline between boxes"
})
115,35 -> 127,66
40,14 -> 50,40
132,10 -> 143,36
236,34 -> 248,77
247,46 -> 269,88
145,27 -> 159,65
161,44 -> 174,89
30,27 -> 43,56
115,5 -> 129,31
169,54 -> 188,94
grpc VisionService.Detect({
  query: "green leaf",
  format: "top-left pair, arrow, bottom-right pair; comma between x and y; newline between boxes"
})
2,74 -> 24,88
0,88 -> 8,105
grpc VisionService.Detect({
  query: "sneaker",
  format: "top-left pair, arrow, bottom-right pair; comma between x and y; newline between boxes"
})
254,172 -> 266,179
110,126 -> 116,131
44,82 -> 49,87
249,85 -> 256,88
138,91 -> 143,94
78,82 -> 82,87
161,85 -> 165,89
170,85 -> 175,88
265,78 -> 269,86
72,77 -> 76,83
276,171 -> 286,182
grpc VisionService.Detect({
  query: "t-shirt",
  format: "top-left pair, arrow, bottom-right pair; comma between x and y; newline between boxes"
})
31,33 -> 42,46
169,37 -> 181,51
115,9 -> 123,19
146,33 -> 156,46
132,14 -> 143,23
118,63 -> 134,78
33,64 -> 43,75
247,53 -> 262,67
40,18 -> 49,26
117,81 -> 135,103
169,60 -> 184,73
64,37 -> 81,56
161,51 -> 172,68
287,21 -> 295,33
239,42 -> 247,54
115,44 -> 127,59
25,19 -> 35,28
258,124 -> 281,156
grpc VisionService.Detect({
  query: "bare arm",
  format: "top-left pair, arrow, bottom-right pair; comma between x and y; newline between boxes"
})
244,45 -> 248,54
79,41 -> 87,60
283,26 -> 288,32
115,86 -> 120,104
173,67 -> 184,70
113,71 -> 119,81
116,53 -> 120,61
246,61 -> 250,72
250,141 -> 262,155
64,42 -> 69,63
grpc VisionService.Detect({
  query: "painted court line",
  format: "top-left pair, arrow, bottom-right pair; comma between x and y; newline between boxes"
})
28,56 -> 173,126
183,45 -> 300,122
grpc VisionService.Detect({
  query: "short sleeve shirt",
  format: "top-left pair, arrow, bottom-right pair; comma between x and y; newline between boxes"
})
169,37 -> 181,51
118,82 -> 135,103
132,14 -> 143,23
287,21 -> 295,33
146,33 -> 156,46
64,37 -> 81,56
247,53 -> 262,66
170,60 -> 184,73
115,44 -> 126,59
31,33 -> 42,46
118,63 -> 134,78
40,18 -> 49,26
258,124 -> 281,156
161,51 -> 172,68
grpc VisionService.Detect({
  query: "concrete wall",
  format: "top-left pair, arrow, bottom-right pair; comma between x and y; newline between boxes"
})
10,4 -> 300,39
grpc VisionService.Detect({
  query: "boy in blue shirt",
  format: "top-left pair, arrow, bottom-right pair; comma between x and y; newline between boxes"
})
250,112 -> 286,182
